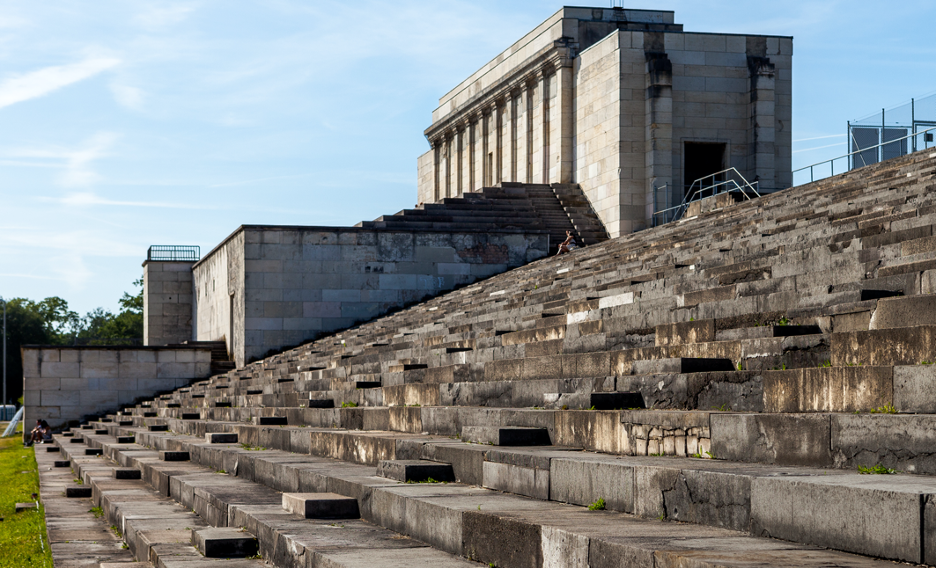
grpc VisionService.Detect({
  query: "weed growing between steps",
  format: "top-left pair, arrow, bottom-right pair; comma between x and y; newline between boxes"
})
0,437 -> 52,568
858,464 -> 898,474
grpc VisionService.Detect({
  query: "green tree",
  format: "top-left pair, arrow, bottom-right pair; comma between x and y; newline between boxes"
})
2,299 -> 57,406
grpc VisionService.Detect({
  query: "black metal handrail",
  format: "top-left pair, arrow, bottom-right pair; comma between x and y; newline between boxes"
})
147,245 -> 201,262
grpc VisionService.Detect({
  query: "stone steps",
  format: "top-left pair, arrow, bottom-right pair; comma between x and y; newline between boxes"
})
62,424 -> 928,567
54,432 -> 479,568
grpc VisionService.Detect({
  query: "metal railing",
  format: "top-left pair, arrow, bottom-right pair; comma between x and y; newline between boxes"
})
147,245 -> 201,262
794,125 -> 936,186
652,167 -> 761,227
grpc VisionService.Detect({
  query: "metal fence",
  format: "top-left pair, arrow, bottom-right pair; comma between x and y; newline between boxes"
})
848,93 -> 936,170
146,245 -> 201,262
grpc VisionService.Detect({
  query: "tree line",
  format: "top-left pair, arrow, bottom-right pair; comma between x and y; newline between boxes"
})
3,279 -> 144,406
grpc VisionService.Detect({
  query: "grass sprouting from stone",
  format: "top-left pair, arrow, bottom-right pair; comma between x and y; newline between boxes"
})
869,404 -> 898,414
858,464 -> 897,475
0,436 -> 53,568
587,498 -> 606,511
340,402 -> 358,408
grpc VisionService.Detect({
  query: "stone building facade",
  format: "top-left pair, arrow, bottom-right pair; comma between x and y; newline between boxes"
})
156,225 -> 548,367
417,6 -> 793,237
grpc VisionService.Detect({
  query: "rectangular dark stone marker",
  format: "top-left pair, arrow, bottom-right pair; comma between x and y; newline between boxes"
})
118,420 -> 133,426
53,461 -> 70,468
590,392 -> 644,410
192,528 -> 259,558
191,394 -> 205,398
148,425 -> 169,432
206,433 -> 238,444
277,378 -> 294,383
307,399 -> 335,409
69,438 -> 84,444
255,416 -> 288,426
84,448 -> 102,456
181,413 -> 201,420
159,451 -> 189,462
66,487 -> 92,498
99,418 -> 112,423
377,460 -> 455,483
246,389 -> 263,395
113,468 -> 141,479
117,436 -> 135,444
282,493 -> 359,519
45,446 -> 60,452
214,401 -> 232,408
61,432 -> 74,437
142,412 -> 157,417
461,426 -> 551,446
166,403 -> 181,408
94,429 -> 108,435
80,425 -> 93,430
355,381 -> 381,389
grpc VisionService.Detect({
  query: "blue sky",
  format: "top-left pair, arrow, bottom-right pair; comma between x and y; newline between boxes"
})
2,0 -> 935,316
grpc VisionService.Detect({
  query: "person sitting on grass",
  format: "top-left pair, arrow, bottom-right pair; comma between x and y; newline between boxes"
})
28,419 -> 51,446
556,230 -> 578,255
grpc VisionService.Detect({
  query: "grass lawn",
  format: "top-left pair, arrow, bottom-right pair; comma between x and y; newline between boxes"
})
0,434 -> 52,568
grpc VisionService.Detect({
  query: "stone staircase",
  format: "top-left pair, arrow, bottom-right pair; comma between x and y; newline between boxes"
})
43,147 -> 936,567
359,182 -> 609,254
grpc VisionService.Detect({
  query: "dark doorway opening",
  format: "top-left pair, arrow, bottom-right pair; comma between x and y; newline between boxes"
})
684,142 -> 726,199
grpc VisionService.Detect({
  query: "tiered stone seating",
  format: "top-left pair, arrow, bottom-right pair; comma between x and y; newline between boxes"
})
47,148 -> 936,567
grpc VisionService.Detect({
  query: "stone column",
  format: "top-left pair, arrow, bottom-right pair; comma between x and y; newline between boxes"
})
645,51 -> 673,228
467,119 -> 475,192
494,100 -> 504,185
432,140 -> 441,202
455,126 -> 464,197
509,90 -> 520,182
530,71 -> 545,183
556,61 -> 574,184
748,56 -> 776,192
481,110 -> 491,187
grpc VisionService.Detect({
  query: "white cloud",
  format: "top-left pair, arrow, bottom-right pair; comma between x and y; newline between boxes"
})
133,4 -> 196,28
110,83 -> 144,110
59,132 -> 120,187
41,191 -> 218,210
0,57 -> 121,109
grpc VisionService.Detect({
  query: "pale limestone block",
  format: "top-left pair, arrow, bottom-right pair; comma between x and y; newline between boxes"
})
175,350 -> 196,363
40,349 -> 60,363
79,389 -> 118,409
157,362 -> 194,379
136,350 -> 157,363
41,362 -> 79,379
25,377 -> 60,391
79,362 -> 119,379
59,350 -> 79,363
302,232 -> 338,246
244,318 -> 283,331
41,390 -> 74,406
98,378 -> 138,391
24,391 -> 41,406
118,362 -> 158,380
22,350 -> 40,378
195,351 -> 212,363
195,362 -> 211,377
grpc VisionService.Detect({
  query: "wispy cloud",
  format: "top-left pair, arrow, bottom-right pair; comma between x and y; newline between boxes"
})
132,4 -> 197,28
793,142 -> 845,154
40,191 -> 219,210
110,83 -> 144,110
3,132 -> 120,186
0,57 -> 121,109
794,134 -> 845,143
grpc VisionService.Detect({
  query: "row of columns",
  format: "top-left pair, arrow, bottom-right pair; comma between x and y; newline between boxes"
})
431,60 -> 573,202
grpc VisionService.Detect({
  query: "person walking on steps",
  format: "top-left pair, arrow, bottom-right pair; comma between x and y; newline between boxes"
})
556,230 -> 577,255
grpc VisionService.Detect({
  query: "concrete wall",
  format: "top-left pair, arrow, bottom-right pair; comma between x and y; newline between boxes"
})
194,226 -> 548,367
22,346 -> 212,431
143,261 -> 194,346
193,231 -> 244,360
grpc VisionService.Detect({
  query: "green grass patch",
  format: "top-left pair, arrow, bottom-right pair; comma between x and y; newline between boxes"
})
0,437 -> 53,568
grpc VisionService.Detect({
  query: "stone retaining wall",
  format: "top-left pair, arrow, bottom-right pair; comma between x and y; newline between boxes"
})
22,345 -> 213,431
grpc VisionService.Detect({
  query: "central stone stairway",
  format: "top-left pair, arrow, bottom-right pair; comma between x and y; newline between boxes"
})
42,146 -> 936,567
